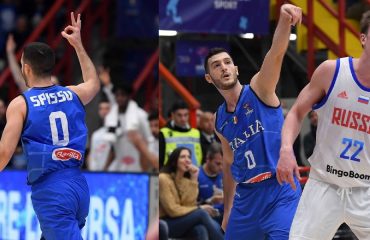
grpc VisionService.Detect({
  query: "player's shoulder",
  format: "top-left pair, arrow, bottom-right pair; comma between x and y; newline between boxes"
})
315,59 -> 337,74
6,95 -> 26,116
311,59 -> 337,85
9,95 -> 26,108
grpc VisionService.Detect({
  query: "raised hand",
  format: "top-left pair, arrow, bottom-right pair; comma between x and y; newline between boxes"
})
6,34 -> 16,54
280,4 -> 302,26
61,12 -> 82,49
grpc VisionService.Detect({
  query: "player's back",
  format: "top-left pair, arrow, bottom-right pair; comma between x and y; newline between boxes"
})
21,85 -> 87,185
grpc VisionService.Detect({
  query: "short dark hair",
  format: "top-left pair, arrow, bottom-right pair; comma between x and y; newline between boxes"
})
204,47 -> 230,73
112,82 -> 133,95
23,42 -> 55,77
148,111 -> 158,121
161,147 -> 192,178
171,100 -> 188,113
361,10 -> 370,34
206,142 -> 223,160
99,92 -> 110,104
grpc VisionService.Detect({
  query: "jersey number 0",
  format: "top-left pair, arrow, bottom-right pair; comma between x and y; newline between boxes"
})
49,111 -> 69,146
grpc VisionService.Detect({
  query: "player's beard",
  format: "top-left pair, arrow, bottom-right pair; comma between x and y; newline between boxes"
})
211,74 -> 238,90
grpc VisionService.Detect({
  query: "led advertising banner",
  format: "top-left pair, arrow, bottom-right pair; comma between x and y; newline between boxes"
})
0,171 -> 150,240
175,40 -> 230,77
159,0 -> 270,34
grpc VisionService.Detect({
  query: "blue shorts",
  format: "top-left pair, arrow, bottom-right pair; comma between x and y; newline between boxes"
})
225,177 -> 301,240
31,168 -> 90,240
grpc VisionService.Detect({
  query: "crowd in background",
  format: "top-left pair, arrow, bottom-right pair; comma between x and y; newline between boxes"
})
0,0 -> 159,173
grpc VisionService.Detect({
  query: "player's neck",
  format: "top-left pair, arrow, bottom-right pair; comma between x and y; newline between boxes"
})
222,82 -> 242,112
29,78 -> 54,88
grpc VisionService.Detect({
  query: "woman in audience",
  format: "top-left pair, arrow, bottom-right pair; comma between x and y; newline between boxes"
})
159,146 -> 223,240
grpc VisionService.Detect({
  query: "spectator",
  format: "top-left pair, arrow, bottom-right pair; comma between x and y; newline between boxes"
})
159,100 -> 202,168
148,111 -> 159,158
104,83 -> 157,171
87,96 -> 114,171
198,111 -> 220,164
198,142 -> 224,224
303,110 -> 318,159
11,15 -> 31,51
159,146 -> 223,240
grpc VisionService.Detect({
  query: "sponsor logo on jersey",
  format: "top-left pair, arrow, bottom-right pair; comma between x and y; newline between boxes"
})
243,103 -> 254,116
358,95 -> 369,104
52,148 -> 82,161
327,164 -> 370,180
244,172 -> 272,183
337,91 -> 348,99
332,107 -> 370,133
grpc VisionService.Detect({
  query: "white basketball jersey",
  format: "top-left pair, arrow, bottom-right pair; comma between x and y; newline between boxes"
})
309,57 -> 370,187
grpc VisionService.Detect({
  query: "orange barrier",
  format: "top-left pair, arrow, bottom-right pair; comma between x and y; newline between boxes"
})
159,62 -> 200,128
298,166 -> 311,184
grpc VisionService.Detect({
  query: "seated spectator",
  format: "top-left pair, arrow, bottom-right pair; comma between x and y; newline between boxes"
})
198,142 -> 224,224
159,147 -> 223,240
198,111 -> 220,164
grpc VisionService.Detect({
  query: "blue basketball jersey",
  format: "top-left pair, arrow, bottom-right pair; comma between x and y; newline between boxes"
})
21,85 -> 87,184
198,167 -> 224,212
215,85 -> 283,183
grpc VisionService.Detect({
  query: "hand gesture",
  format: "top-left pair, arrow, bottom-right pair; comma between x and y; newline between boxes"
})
6,34 -> 16,54
210,194 -> 223,205
188,164 -> 199,181
98,66 -> 111,86
276,146 -> 301,190
280,4 -> 302,26
61,12 -> 82,49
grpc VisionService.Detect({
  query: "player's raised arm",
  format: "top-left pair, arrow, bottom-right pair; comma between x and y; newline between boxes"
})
250,4 -> 302,105
62,12 -> 100,105
0,96 -> 25,171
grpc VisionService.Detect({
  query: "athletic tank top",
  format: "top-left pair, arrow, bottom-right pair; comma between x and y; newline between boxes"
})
22,85 -> 87,184
215,85 -> 283,184
310,57 -> 370,187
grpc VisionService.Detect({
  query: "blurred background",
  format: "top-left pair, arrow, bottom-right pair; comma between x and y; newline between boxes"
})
0,0 -> 158,239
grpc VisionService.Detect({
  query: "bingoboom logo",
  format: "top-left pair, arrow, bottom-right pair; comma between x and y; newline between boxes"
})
52,148 -> 82,161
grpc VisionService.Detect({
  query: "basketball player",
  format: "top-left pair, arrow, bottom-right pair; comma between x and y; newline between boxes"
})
204,4 -> 302,239
277,10 -> 370,240
0,12 -> 99,239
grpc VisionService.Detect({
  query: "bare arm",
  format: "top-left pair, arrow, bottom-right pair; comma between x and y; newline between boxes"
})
277,60 -> 336,189
128,130 -> 159,170
62,12 -> 100,105
0,96 -> 26,170
215,129 -> 236,231
250,4 -> 302,106
6,35 -> 27,92
103,146 -> 115,171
